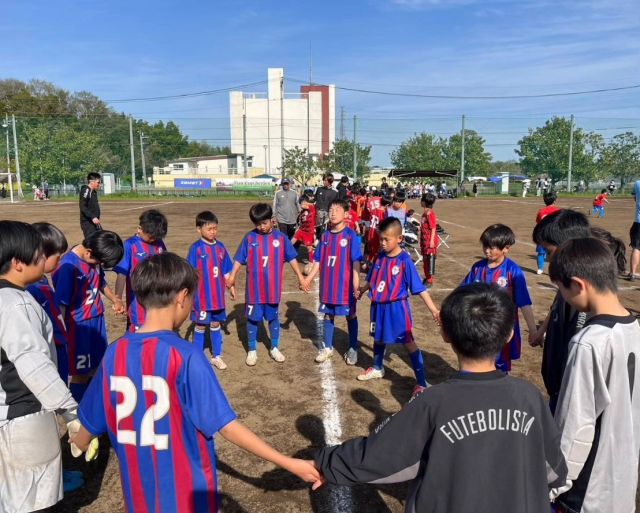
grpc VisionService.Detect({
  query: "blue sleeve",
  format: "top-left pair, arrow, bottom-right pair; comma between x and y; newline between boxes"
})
283,236 -> 298,262
366,260 -> 374,283
52,262 -> 75,307
77,361 -> 107,436
314,233 -> 324,262
460,263 -> 478,286
187,243 -> 197,268
99,267 -> 107,290
233,236 -> 248,265
405,256 -> 426,295
113,239 -> 131,276
221,248 -> 233,275
182,350 -> 237,436
350,231 -> 363,262
512,266 -> 533,308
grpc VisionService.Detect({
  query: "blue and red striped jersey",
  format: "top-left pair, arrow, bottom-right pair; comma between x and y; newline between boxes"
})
461,257 -> 532,345
187,239 -> 233,313
314,227 -> 362,305
114,235 -> 166,327
233,230 -> 297,305
78,331 -> 236,513
53,251 -> 106,322
367,251 -> 425,303
27,276 -> 68,349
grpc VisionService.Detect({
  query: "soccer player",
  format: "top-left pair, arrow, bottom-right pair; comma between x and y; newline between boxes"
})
291,195 -> 317,275
69,252 -> 321,513
591,189 -> 609,218
187,211 -> 235,370
314,283 -> 569,513
114,209 -> 168,332
549,238 -> 640,512
79,171 -> 102,237
304,199 -> 362,365
362,194 -> 388,271
344,197 -> 361,235
356,217 -> 439,396
227,203 -> 307,366
0,221 -> 78,512
419,192 -> 439,287
461,224 -> 537,373
53,230 -> 124,401
535,191 -> 560,274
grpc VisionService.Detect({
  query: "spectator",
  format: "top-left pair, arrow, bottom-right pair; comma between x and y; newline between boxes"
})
79,172 -> 102,237
272,178 -> 299,239
315,173 -> 338,238
337,176 -> 349,200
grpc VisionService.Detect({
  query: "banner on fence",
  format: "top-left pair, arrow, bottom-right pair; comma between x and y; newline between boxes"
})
174,178 -> 212,189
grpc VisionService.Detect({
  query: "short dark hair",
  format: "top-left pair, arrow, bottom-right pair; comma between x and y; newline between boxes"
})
379,216 -> 402,235
590,226 -> 627,274
323,173 -> 334,184
132,252 -> 198,310
421,193 -> 436,208
32,222 -> 68,257
196,211 -> 218,228
479,224 -> 515,249
549,237 -> 618,293
299,195 -> 311,205
0,221 -> 43,275
329,198 -> 350,212
601,189 -> 607,194
532,209 -> 590,247
393,192 -> 406,203
340,176 -> 349,184
82,230 -> 124,269
139,209 -> 168,240
381,195 -> 392,207
543,191 -> 557,206
87,172 -> 101,182
440,283 -> 516,360
249,203 -> 273,223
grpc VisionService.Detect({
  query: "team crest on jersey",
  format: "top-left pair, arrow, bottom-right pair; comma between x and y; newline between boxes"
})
136,252 -> 146,257
273,239 -> 280,248
497,276 -> 508,287
340,238 -> 348,247
391,265 -> 400,275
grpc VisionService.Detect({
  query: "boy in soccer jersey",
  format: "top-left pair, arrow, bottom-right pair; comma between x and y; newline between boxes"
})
314,283 -> 569,513
69,252 -> 321,513
591,189 -> 609,218
356,217 -> 439,397
535,191 -> 560,274
344,198 -> 362,235
0,221 -> 78,512
187,211 -> 235,370
227,203 -> 307,366
291,195 -> 317,275
303,199 -> 363,365
549,238 -> 640,513
53,230 -> 124,401
362,194 -> 388,271
461,224 -> 537,373
419,192 -> 439,287
114,209 -> 167,332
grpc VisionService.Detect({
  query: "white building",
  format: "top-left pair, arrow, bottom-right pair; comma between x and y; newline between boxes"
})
230,68 -> 336,177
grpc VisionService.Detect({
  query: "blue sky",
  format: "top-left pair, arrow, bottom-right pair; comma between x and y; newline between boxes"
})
2,0 -> 639,166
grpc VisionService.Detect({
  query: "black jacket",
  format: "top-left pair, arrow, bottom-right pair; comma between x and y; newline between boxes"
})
79,185 -> 100,222
316,371 -> 568,513
315,186 -> 338,212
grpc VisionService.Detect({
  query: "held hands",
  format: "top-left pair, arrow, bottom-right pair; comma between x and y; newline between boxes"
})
228,285 -> 236,301
284,458 -> 325,491
112,297 -> 126,315
529,327 -> 544,347
298,277 -> 311,293
67,420 -> 99,462
225,275 -> 236,290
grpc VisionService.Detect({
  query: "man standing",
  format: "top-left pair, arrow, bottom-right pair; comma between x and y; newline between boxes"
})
629,179 -> 640,281
315,173 -> 338,238
337,175 -> 349,200
79,172 -> 102,237
273,177 -> 299,239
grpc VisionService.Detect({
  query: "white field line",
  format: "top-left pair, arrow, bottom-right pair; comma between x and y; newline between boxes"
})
439,218 -> 536,248
111,201 -> 175,212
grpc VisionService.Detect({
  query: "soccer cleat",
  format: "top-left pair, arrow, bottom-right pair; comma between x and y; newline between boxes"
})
210,356 -> 228,370
245,350 -> 258,366
411,385 -> 427,398
536,269 -> 543,275
344,348 -> 358,366
270,347 -> 286,363
315,347 -> 334,363
357,367 -> 384,381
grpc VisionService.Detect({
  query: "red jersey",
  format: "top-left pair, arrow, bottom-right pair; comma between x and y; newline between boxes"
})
593,194 -> 606,207
535,205 -> 560,224
298,205 -> 317,234
420,210 -> 439,255
356,195 -> 366,217
345,208 -> 360,232
363,197 -> 382,221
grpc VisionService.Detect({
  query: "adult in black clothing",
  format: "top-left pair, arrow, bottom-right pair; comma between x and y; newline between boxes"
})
336,175 -> 349,200
315,173 -> 338,238
79,172 -> 102,237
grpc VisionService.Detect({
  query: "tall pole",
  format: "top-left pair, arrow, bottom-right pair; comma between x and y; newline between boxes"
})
280,76 -> 284,179
5,115 -> 13,203
340,106 -> 345,139
460,114 -> 466,186
139,132 -> 147,185
242,96 -> 248,177
129,116 -> 136,191
306,92 -> 310,157
567,114 -> 574,193
352,115 -> 357,181
11,115 -> 23,198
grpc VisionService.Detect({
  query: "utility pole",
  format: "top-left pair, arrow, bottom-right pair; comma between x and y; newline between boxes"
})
280,76 -> 285,179
11,115 -> 23,198
460,114 -> 466,186
4,114 -> 13,203
129,116 -> 136,191
242,96 -> 248,178
340,107 -> 345,139
352,115 -> 357,181
306,91 -> 310,157
139,132 -> 147,185
567,114 -> 574,193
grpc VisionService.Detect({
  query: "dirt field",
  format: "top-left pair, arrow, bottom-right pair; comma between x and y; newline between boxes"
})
1,194 -> 638,513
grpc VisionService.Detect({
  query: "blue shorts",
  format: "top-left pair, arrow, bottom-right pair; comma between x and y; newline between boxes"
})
369,300 -> 414,344
66,316 -> 107,375
191,309 -> 227,325
319,297 -> 357,317
246,303 -> 279,322
55,344 -> 69,385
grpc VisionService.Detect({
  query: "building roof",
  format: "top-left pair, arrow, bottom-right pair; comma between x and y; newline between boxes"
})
171,154 -> 241,163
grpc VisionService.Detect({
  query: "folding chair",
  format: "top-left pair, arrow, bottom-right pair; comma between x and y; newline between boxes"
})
436,224 -> 451,249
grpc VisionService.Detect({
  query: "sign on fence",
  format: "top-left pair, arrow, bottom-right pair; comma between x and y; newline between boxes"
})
174,178 -> 212,189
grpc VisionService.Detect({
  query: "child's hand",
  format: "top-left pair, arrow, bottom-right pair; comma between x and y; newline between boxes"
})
431,310 -> 440,325
228,286 -> 236,301
529,329 -> 544,347
283,458 -> 325,490
112,298 -> 126,315
225,276 -> 235,289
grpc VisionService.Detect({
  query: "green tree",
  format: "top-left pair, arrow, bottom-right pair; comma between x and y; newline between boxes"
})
444,130 -> 491,174
601,132 -> 640,187
319,139 -> 371,181
489,160 -> 522,175
390,133 -> 447,171
281,146 -> 316,186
